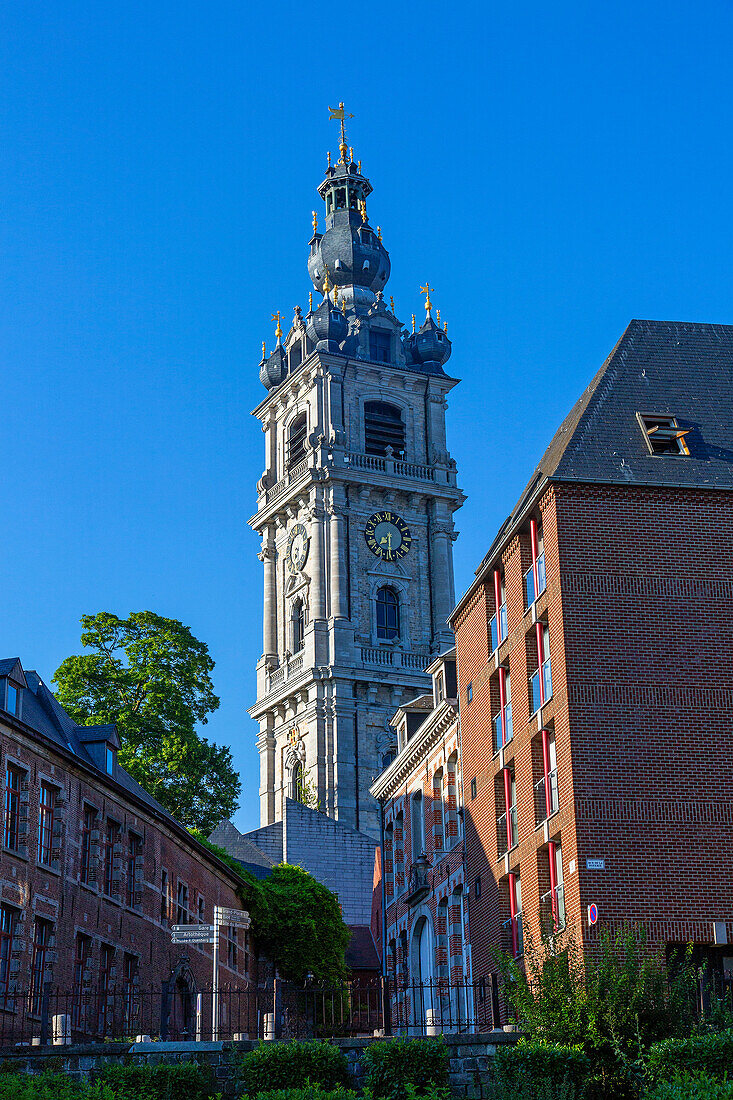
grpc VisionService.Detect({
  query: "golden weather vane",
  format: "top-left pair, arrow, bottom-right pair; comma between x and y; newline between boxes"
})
271,311 -> 283,342
328,102 -> 354,164
419,283 -> 435,315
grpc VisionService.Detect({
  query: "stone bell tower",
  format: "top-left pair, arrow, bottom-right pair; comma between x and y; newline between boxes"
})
249,107 -> 464,838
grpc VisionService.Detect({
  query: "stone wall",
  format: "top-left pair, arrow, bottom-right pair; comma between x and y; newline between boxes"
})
0,1031 -> 520,1099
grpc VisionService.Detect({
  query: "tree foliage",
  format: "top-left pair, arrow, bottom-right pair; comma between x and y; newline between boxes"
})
247,864 -> 351,984
53,611 -> 240,832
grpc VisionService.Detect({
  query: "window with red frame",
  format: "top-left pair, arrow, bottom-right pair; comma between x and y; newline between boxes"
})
3,766 -> 22,850
0,905 -> 18,1008
37,784 -> 55,865
30,917 -> 53,1015
80,806 -> 97,885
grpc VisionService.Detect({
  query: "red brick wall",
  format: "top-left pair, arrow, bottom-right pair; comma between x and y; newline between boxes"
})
455,481 -> 733,1020
0,719 -> 254,1011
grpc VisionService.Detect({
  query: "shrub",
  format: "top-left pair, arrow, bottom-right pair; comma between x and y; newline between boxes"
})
238,1040 -> 348,1094
0,1074 -> 113,1100
645,1072 -> 733,1099
494,1040 -> 590,1097
646,1032 -> 733,1084
361,1037 -> 449,1100
247,1088 -> 358,1100
96,1062 -> 215,1100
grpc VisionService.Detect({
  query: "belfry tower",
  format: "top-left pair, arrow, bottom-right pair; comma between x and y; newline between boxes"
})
249,107 -> 464,838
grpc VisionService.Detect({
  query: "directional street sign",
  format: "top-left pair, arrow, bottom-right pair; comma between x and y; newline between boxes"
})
171,924 -> 216,944
172,924 -> 215,934
214,907 -> 251,927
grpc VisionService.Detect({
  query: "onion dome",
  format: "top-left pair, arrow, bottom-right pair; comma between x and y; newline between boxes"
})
307,159 -> 390,305
404,286 -> 452,372
259,312 -> 289,390
306,296 -> 348,353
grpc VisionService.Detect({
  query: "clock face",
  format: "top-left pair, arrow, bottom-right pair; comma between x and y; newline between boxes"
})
287,524 -> 309,573
364,511 -> 412,562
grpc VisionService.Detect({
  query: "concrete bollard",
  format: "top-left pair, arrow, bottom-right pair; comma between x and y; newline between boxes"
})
263,1012 -> 276,1041
134,1034 -> 152,1043
425,1009 -> 439,1036
52,1014 -> 72,1046
232,1032 -> 247,1041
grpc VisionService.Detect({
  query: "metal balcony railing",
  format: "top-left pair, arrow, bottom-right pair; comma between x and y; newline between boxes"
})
492,703 -> 513,751
497,805 -> 518,856
540,882 -> 566,936
404,860 -> 431,906
534,768 -> 559,825
531,659 -> 553,714
524,553 -> 546,607
489,604 -> 508,652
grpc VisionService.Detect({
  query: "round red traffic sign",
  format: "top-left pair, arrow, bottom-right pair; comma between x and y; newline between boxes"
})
588,903 -> 599,925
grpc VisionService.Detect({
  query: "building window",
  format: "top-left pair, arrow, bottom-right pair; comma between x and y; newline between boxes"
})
103,821 -> 119,897
0,905 -> 18,1009
291,598 -> 305,652
470,777 -> 477,800
37,784 -> 55,866
474,876 -> 482,899
466,681 -> 473,704
410,790 -> 425,862
503,874 -> 523,959
541,841 -> 566,936
638,412 -> 690,455
177,882 -> 189,925
497,769 -> 518,855
493,666 -> 513,751
288,413 -> 308,468
376,586 -> 400,641
364,401 -> 405,457
535,729 -> 559,825
105,746 -> 115,775
489,569 -> 508,650
525,519 -> 546,607
369,329 -> 392,364
98,944 -> 114,1035
80,806 -> 97,885
436,672 -> 445,703
198,896 -> 205,923
161,870 -> 170,923
72,933 -> 91,1030
531,623 -> 552,713
126,833 -> 142,908
3,765 -> 22,850
227,926 -> 238,970
5,681 -> 20,716
123,954 -> 137,1031
30,918 -> 53,1015
385,823 -> 394,899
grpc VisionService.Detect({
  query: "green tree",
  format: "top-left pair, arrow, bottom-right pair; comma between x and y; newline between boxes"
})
53,611 -> 240,832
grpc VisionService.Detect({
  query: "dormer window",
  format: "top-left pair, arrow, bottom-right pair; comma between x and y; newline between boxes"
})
5,682 -> 19,716
638,413 -> 690,456
106,746 -> 116,775
369,330 -> 391,365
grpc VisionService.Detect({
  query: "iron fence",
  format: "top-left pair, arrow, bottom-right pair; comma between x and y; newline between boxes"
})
0,977 -> 489,1047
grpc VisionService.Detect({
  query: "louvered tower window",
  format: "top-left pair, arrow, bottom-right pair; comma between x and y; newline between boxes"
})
288,414 -> 307,468
364,402 -> 405,457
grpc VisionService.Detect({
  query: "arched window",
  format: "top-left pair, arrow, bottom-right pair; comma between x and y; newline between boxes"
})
288,414 -> 307,468
291,598 -> 305,652
288,758 -> 303,801
364,402 -> 405,457
376,586 -> 400,642
411,790 -> 425,862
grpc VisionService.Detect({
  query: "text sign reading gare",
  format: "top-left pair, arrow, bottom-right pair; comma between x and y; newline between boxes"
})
171,925 -> 216,944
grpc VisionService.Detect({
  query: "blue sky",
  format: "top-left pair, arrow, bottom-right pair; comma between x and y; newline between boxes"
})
3,1 -> 732,833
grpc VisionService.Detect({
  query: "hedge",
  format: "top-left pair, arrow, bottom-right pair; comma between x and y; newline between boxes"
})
96,1063 -> 216,1100
493,1040 -> 590,1095
0,1074 -> 113,1100
247,1088 -> 359,1100
361,1037 -> 449,1100
646,1032 -> 733,1084
238,1040 -> 348,1093
645,1072 -> 733,1100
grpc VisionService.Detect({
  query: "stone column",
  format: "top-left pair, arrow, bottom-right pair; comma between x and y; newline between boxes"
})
430,516 -> 455,641
329,500 -> 348,620
257,716 -> 276,825
309,503 -> 325,620
259,525 -> 277,657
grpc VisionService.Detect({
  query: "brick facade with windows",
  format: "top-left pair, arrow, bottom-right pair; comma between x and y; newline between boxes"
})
0,657 -> 254,1036
451,319 -> 733,1028
370,650 -> 472,1033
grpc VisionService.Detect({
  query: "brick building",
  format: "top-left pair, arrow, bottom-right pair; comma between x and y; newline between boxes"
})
450,319 -> 733,1028
0,657 -> 253,1041
370,650 -> 471,1034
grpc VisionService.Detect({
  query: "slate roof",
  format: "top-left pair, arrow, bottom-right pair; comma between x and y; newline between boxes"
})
208,819 -> 276,877
345,925 -> 381,972
453,319 -> 733,614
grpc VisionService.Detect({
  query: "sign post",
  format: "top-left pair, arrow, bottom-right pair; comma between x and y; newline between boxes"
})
211,907 -> 251,1040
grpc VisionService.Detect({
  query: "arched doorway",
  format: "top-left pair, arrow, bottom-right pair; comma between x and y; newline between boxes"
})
410,915 -> 434,1034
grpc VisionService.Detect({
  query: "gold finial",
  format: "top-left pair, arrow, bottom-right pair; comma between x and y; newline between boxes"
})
359,199 -> 367,224
322,268 -> 331,296
261,340 -> 266,360
271,311 -> 283,342
377,225 -> 382,241
390,296 -> 395,313
444,322 -> 448,334
308,291 -> 313,312
312,210 -> 318,234
436,308 -> 441,323
327,151 -> 331,168
334,283 -> 340,307
419,283 -> 435,316
328,101 -> 354,164
411,314 -> 416,334
357,160 -> 362,173
349,146 -> 353,162
341,298 -> 346,315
